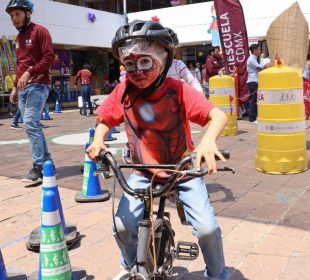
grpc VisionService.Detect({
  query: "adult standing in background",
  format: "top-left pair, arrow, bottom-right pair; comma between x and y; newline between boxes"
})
6,66 -> 22,129
246,44 -> 270,123
194,62 -> 203,85
63,64 -> 71,101
204,46 -> 224,83
74,63 -> 93,116
7,0 -> 54,183
4,66 -> 17,118
303,53 -> 310,120
203,47 -> 224,96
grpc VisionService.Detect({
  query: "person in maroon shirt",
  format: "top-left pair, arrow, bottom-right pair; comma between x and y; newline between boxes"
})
7,0 -> 54,183
203,46 -> 225,84
74,63 -> 93,116
86,20 -> 229,279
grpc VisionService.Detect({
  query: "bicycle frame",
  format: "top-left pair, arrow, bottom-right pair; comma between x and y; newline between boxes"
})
99,151 -> 233,279
134,192 -> 176,277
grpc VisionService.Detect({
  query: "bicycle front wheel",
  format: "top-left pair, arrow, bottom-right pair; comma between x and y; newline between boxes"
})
120,272 -> 147,280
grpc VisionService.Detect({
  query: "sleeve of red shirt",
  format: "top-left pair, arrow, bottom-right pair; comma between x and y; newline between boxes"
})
95,84 -> 125,128
28,26 -> 54,77
181,83 -> 215,126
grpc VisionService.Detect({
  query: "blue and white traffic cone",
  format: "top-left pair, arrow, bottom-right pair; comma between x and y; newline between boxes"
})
0,249 -> 27,280
111,127 -> 120,134
0,250 -> 8,280
89,128 -> 95,143
26,161 -> 79,252
105,130 -> 117,142
41,104 -> 52,120
75,142 -> 110,203
28,191 -> 87,280
54,99 -> 61,113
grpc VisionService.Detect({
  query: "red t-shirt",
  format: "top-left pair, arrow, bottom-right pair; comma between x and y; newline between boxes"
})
96,77 -> 214,180
15,23 -> 54,86
75,69 -> 92,85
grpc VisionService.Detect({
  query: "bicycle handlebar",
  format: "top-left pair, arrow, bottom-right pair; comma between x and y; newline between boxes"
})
99,150 -> 233,199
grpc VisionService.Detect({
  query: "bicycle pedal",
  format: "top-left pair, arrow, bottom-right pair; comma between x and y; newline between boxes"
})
175,241 -> 199,260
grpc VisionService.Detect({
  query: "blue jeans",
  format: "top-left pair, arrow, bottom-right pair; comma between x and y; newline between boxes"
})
248,82 -> 258,122
64,81 -> 71,101
18,84 -> 51,166
12,108 -> 21,125
113,174 -> 229,280
80,84 -> 93,114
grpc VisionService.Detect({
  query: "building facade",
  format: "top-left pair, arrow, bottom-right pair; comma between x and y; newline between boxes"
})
0,0 -> 309,84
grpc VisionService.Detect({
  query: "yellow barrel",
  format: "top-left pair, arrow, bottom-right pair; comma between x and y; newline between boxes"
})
209,75 -> 237,136
256,62 -> 308,174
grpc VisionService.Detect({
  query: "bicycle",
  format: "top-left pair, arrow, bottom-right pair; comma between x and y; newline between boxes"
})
98,150 -> 235,279
79,97 -> 101,116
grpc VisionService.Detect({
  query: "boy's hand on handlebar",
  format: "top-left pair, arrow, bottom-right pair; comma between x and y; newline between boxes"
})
86,141 -> 107,162
193,142 -> 226,175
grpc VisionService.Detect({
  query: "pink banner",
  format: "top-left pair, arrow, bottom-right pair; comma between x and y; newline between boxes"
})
214,0 -> 249,102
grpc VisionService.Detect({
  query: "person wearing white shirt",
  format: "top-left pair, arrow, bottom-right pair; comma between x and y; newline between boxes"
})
246,44 -> 270,122
166,28 -> 203,94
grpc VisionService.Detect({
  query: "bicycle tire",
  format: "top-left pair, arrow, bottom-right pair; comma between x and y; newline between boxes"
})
119,273 -> 147,280
157,223 -> 174,267
79,107 -> 91,116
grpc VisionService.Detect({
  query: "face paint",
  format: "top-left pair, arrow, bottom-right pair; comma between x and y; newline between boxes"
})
124,54 -> 162,89
123,55 -> 154,73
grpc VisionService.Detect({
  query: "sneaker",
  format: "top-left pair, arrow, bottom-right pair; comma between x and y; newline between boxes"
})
250,120 -> 258,124
89,112 -> 94,115
122,143 -> 132,164
11,123 -> 22,129
113,267 -> 131,280
21,164 -> 43,183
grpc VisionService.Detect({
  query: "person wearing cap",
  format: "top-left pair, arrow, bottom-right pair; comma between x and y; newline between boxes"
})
74,63 -> 94,116
6,0 -> 54,183
87,20 -> 229,280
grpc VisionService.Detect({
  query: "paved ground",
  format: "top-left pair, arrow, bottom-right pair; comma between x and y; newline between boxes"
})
0,109 -> 310,280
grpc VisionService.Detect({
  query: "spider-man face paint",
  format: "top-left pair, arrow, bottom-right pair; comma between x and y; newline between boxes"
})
123,54 -> 162,89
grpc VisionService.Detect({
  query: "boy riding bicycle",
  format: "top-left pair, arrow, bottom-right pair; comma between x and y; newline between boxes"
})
87,20 -> 229,279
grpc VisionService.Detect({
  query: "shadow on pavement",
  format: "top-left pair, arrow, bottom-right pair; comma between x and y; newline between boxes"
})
207,183 -> 236,203
69,234 -> 86,251
55,165 -> 83,180
170,266 -> 248,279
236,130 -> 248,135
